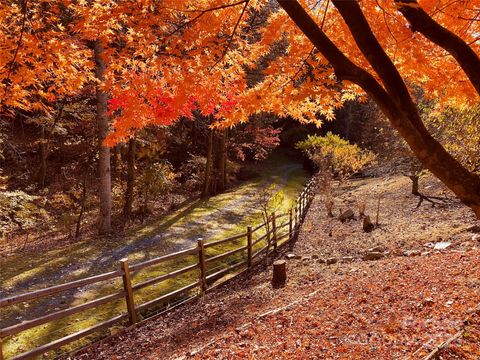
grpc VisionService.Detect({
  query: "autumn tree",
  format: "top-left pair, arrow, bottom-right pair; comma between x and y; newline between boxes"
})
3,0 -> 480,217
276,0 -> 480,216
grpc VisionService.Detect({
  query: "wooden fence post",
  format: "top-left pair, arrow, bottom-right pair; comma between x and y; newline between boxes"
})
120,258 -> 137,325
289,208 -> 293,240
271,212 -> 277,250
197,239 -> 207,293
247,226 -> 253,267
295,202 -> 299,227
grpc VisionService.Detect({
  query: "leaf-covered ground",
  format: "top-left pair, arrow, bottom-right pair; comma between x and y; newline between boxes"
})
71,175 -> 480,359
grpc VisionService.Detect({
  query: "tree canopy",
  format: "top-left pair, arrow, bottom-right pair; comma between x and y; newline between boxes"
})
1,0 -> 480,215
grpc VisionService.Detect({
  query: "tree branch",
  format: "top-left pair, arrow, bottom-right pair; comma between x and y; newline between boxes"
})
395,0 -> 480,96
209,0 -> 250,71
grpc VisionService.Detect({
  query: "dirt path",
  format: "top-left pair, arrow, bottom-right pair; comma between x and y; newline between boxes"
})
0,151 -> 309,359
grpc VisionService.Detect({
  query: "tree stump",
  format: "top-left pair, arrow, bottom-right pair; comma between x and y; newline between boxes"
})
272,260 -> 287,288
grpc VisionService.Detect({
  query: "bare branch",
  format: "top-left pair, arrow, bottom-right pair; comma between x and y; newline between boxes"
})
209,0 -> 250,71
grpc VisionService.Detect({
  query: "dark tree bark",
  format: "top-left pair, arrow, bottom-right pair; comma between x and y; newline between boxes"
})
395,0 -> 480,96
123,137 -> 136,217
75,171 -> 88,239
94,39 -> 112,234
409,174 -> 420,196
202,128 -> 214,198
111,144 -> 120,177
35,126 -> 47,188
277,0 -> 480,218
210,132 -> 218,196
218,128 -> 228,192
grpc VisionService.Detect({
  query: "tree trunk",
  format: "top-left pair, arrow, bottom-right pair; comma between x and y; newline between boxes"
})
35,126 -> 47,188
410,174 -> 420,196
75,171 -> 88,239
218,129 -> 228,192
111,144 -> 120,177
277,0 -> 480,218
202,128 -> 213,198
123,138 -> 136,217
94,39 -> 112,234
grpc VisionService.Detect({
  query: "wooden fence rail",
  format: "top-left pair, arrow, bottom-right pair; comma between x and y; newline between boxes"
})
0,178 -> 316,360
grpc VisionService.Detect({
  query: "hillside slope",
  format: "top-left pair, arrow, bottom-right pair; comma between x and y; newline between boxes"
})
72,175 -> 480,359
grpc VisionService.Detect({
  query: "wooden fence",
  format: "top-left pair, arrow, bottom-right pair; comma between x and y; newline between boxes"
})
0,179 -> 316,360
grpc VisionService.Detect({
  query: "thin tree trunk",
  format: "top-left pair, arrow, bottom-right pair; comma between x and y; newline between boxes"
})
202,128 -> 214,198
94,39 -> 112,234
111,144 -> 120,177
36,126 -> 47,188
410,174 -> 420,196
218,129 -> 227,192
277,0 -> 480,218
123,137 -> 136,217
75,171 -> 88,239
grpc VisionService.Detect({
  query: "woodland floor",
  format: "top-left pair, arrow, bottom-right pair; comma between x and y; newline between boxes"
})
0,151 -> 308,358
71,174 -> 480,359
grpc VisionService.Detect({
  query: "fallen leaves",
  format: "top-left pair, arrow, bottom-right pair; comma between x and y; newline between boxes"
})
71,175 -> 480,360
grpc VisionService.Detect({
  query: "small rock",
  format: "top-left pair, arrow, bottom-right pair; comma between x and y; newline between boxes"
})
421,251 -> 431,256
317,258 -> 326,264
312,254 -> 319,259
363,215 -> 374,232
368,246 -> 383,253
423,242 -> 434,248
403,250 -> 421,257
363,252 -> 384,261
472,234 -> 480,242
433,241 -> 452,250
467,225 -> 480,233
286,253 -> 301,260
342,256 -> 354,263
338,209 -> 355,222
326,257 -> 337,265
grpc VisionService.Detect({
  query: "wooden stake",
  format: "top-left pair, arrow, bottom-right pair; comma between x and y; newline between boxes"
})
272,260 -> 287,288
247,226 -> 253,267
299,195 -> 303,219
288,208 -> 293,240
120,258 -> 137,325
271,212 -> 277,250
197,239 -> 207,293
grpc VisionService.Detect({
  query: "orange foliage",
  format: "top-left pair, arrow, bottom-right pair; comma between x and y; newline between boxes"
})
1,0 -> 478,142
